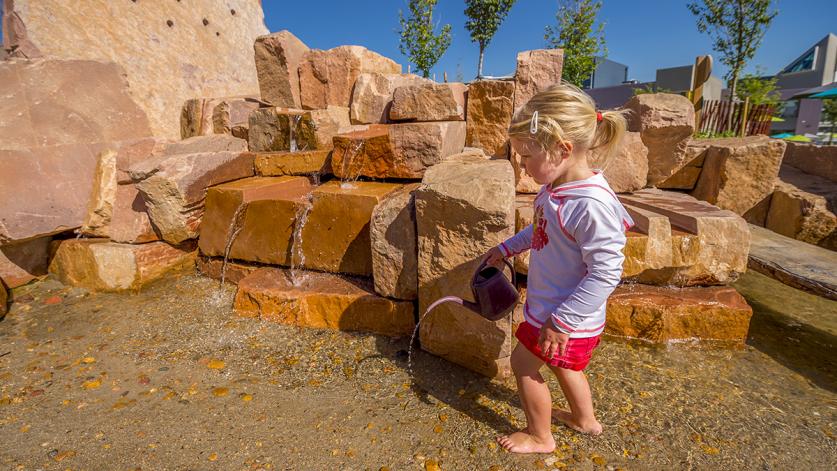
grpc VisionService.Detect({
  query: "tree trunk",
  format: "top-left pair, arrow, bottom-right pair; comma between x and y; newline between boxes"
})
728,72 -> 739,133
477,47 -> 485,79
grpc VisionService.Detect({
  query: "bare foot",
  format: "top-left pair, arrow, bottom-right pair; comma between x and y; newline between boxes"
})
496,430 -> 555,454
551,408 -> 603,436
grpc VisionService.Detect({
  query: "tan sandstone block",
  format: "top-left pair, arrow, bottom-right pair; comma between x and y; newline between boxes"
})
300,181 -> 401,276
692,136 -> 786,216
371,183 -> 421,300
389,83 -> 467,121
332,122 -> 466,180
233,268 -> 415,337
254,150 -> 332,176
49,239 -> 196,292
350,73 -> 432,124
299,46 -> 401,110
606,284 -> 753,343
466,80 -> 515,159
196,255 -> 260,286
416,159 -> 516,378
513,49 -> 564,112
766,180 -> 836,248
198,176 -> 312,266
254,30 -> 309,107
624,93 -> 695,185
589,131 -> 648,193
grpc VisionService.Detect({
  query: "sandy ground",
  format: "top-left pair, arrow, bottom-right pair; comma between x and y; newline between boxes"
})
0,270 -> 834,470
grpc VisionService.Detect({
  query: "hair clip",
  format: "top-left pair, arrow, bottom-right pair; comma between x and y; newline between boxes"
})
530,110 -> 539,134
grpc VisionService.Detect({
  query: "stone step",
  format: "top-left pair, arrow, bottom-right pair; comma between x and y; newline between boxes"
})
605,284 -> 753,343
198,176 -> 313,266
233,267 -> 415,337
195,256 -> 259,286
301,181 -> 401,276
49,239 -> 196,291
254,150 -> 332,176
331,122 -> 466,180
248,106 -> 351,152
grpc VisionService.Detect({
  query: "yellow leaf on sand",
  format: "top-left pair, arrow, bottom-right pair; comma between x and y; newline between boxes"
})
433,424 -> 443,434
240,393 -> 253,402
212,387 -> 229,397
208,452 -> 218,461
207,359 -> 225,370
82,379 -> 101,390
424,459 -> 441,471
82,357 -> 96,364
702,445 -> 720,455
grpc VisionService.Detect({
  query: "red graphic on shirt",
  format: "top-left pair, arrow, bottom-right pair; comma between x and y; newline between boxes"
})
531,205 -> 550,251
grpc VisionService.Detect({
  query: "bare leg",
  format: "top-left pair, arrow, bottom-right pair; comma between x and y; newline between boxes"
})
496,344 -> 556,454
547,365 -> 602,436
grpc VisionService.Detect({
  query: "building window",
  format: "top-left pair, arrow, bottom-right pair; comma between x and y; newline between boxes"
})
781,47 -> 818,74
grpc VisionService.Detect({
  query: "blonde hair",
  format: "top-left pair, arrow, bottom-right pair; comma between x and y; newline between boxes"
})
508,82 -> 627,161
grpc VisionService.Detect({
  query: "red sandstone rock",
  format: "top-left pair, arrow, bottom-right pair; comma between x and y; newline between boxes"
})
389,83 -> 467,121
513,49 -> 564,112
254,30 -> 309,108
350,73 -> 431,124
465,80 -> 515,159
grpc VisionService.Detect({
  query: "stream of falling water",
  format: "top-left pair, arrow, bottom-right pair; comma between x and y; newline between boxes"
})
289,196 -> 314,287
219,202 -> 250,288
407,296 -> 470,377
289,114 -> 301,152
339,140 -> 365,189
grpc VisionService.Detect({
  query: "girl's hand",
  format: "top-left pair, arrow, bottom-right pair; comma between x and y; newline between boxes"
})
539,321 -> 570,359
483,246 -> 505,268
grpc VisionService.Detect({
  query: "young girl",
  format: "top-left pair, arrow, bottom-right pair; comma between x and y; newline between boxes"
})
484,82 -> 634,454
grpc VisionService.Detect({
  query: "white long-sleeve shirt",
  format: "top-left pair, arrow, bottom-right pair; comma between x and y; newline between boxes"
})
499,172 -> 634,338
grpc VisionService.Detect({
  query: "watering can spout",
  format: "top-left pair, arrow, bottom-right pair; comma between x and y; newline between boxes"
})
460,299 -> 481,314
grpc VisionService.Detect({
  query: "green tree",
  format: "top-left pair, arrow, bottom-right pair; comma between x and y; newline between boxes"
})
736,69 -> 781,106
822,99 -> 837,145
544,0 -> 606,88
687,0 -> 778,102
464,0 -> 517,78
398,0 -> 452,78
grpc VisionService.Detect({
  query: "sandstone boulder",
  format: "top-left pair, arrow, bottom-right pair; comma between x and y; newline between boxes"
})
416,159 -> 516,377
371,184 -> 420,300
466,80 -> 515,159
254,150 -> 332,176
588,131 -> 648,193
254,30 -> 309,107
299,46 -> 401,110
513,49 -> 564,112
0,59 -> 153,244
782,142 -> 837,183
606,284 -> 753,343
389,83 -> 467,121
49,239 -> 196,291
248,106 -> 350,152
0,237 -> 50,288
619,189 -> 750,285
198,176 -> 313,266
133,151 -> 256,244
332,122 -> 466,180
234,268 -> 415,337
658,139 -> 711,190
212,98 -> 261,141
620,203 -> 674,278
5,1 -> 269,138
511,150 -> 541,193
691,136 -> 786,215
349,73 -> 431,124
765,179 -> 836,249
624,93 -> 695,185
181,97 -> 266,140
513,194 -> 536,275
300,181 -> 401,276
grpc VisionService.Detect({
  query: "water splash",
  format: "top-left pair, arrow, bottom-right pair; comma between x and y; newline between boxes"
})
289,196 -> 314,287
219,202 -> 250,288
289,114 -> 302,152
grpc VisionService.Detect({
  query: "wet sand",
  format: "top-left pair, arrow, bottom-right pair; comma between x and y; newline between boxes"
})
0,270 -> 834,470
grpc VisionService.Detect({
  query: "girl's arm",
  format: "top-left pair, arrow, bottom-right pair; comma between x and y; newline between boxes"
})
498,224 -> 533,258
549,202 -> 625,334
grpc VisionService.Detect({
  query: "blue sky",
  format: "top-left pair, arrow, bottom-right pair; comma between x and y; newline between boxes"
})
264,0 -> 837,83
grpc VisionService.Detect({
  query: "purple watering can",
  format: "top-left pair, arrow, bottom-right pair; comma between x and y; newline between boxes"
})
426,259 -> 519,321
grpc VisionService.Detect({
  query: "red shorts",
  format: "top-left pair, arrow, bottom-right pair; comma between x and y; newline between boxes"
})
515,321 -> 601,371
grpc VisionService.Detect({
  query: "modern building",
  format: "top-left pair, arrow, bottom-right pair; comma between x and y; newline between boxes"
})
770,33 -> 837,136
584,62 -> 722,110
583,57 -> 628,89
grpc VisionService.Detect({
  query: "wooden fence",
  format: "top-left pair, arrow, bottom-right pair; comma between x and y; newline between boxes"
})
698,99 -> 775,136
